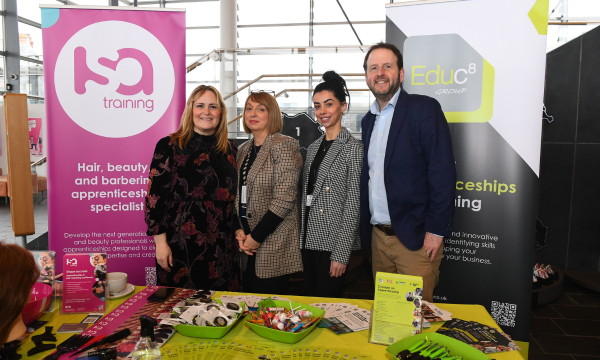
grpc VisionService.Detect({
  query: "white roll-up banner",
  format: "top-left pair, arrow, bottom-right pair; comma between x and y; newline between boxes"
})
386,0 -> 549,340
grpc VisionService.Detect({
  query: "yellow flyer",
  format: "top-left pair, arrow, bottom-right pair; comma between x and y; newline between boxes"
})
369,272 -> 424,345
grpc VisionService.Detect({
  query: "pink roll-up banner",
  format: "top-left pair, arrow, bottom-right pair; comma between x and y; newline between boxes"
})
41,5 -> 185,285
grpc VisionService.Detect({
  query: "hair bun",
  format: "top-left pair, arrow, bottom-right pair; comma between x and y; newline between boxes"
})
313,70 -> 351,110
322,70 -> 346,88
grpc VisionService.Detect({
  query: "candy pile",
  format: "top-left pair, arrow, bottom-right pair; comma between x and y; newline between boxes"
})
247,298 -> 320,333
159,292 -> 242,328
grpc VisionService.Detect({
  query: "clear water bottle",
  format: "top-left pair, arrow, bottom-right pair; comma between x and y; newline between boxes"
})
131,315 -> 162,360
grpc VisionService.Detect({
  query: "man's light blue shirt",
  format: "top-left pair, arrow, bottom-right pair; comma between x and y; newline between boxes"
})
367,88 -> 402,225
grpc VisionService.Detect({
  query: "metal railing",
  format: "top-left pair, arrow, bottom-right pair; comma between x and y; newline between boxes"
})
186,45 -> 370,73
223,73 -> 364,100
20,55 -> 43,65
227,87 -> 369,125
221,72 -> 367,125
31,157 -> 47,167
0,90 -> 44,101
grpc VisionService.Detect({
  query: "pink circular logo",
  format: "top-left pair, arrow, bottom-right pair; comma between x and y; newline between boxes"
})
55,21 -> 175,138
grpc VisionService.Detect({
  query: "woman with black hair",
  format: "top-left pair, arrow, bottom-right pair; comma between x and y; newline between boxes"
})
299,70 -> 364,298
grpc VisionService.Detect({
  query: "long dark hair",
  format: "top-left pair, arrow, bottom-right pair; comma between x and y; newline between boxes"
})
0,244 -> 40,344
313,70 -> 350,109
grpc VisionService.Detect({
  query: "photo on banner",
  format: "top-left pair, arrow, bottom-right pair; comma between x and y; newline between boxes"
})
41,5 -> 186,285
386,0 -> 549,341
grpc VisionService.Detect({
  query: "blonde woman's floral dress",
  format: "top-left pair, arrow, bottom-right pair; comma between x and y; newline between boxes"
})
145,133 -> 240,291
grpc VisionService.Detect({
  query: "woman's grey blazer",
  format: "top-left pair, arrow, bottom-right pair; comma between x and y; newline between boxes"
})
299,127 -> 363,265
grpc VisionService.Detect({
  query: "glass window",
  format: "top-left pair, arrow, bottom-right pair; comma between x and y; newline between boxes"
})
311,52 -> 366,78
545,0 -> 600,51
135,4 -> 161,8
354,23 -> 385,45
235,54 -> 308,109
238,53 -> 309,80
312,23 -> 384,47
167,1 -> 219,28
67,0 -> 112,5
238,26 -> 309,48
237,0 -> 308,25
186,29 -> 219,56
313,0 -> 346,23
18,22 -> 43,60
313,0 -> 388,23
17,0 -> 53,24
547,23 -> 600,52
313,24 -> 358,47
550,0 -> 600,17
0,16 -> 4,51
0,56 -> 5,92
186,55 -> 219,96
20,59 -> 44,97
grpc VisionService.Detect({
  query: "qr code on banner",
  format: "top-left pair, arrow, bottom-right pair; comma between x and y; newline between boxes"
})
145,267 -> 157,285
491,301 -> 517,327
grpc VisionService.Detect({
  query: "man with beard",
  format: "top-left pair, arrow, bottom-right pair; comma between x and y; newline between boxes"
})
360,42 -> 456,302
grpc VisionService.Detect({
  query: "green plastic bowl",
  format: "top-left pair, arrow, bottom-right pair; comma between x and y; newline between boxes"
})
386,332 -> 491,359
244,300 -> 325,344
174,299 -> 245,339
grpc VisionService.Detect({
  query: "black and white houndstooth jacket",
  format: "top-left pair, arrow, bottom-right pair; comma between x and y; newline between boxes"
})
299,127 -> 363,265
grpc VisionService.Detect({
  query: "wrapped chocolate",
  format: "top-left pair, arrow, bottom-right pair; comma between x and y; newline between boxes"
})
201,308 -> 234,327
179,306 -> 204,325
223,301 -> 243,313
192,315 -> 206,326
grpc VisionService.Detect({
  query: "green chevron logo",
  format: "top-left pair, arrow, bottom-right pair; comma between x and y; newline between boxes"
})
403,34 -> 495,123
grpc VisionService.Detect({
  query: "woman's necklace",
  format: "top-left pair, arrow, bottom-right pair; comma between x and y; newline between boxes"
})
323,140 -> 333,152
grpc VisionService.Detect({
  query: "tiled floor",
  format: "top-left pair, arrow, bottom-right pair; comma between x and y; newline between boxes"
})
529,281 -> 600,359
2,196 -> 600,358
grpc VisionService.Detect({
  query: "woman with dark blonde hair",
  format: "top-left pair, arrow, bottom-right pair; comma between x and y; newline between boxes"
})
234,91 -> 303,294
145,85 -> 240,291
0,243 -> 40,345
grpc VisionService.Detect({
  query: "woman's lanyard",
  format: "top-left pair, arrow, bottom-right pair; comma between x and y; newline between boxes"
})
240,144 -> 259,217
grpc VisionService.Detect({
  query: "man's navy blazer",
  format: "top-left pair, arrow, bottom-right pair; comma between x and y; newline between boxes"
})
360,89 -> 456,251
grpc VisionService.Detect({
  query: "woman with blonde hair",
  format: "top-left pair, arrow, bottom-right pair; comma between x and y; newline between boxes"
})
234,91 -> 303,294
145,85 -> 240,291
